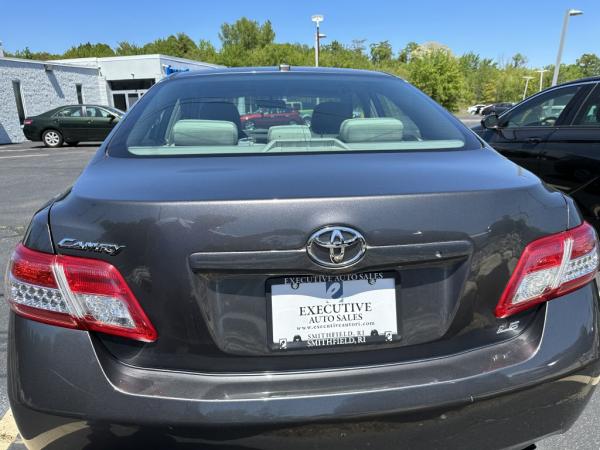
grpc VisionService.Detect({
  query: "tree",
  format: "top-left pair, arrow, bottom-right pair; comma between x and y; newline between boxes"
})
350,39 -> 367,55
219,18 -> 275,51
577,53 -> 600,77
194,39 -> 218,63
320,40 -> 372,69
246,43 -> 312,67
511,53 -> 527,68
115,41 -> 142,56
7,46 -> 59,60
62,42 -> 115,58
398,42 -> 419,63
370,41 -> 393,64
142,33 -> 197,58
408,49 -> 465,111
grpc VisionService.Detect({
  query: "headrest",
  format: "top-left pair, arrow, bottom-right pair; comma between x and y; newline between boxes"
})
183,101 -> 244,138
267,125 -> 312,142
339,118 -> 404,143
310,102 -> 353,135
172,120 -> 238,146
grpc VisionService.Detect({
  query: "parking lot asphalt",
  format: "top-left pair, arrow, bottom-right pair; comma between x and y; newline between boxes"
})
0,136 -> 599,449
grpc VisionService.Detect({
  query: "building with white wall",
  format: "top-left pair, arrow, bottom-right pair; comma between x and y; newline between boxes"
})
0,54 -> 221,144
0,58 -> 102,144
55,55 -> 221,111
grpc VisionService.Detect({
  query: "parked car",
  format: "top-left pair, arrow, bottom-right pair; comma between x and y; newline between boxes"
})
474,76 -> 600,231
467,103 -> 487,115
6,67 -> 600,450
480,102 -> 514,116
22,104 -> 124,148
240,100 -> 304,130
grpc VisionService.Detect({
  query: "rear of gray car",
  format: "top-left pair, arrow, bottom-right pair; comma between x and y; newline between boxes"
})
6,68 -> 600,450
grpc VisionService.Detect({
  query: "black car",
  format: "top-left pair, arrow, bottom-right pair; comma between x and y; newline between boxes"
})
474,76 -> 600,231
480,102 -> 514,116
22,104 -> 124,148
6,67 -> 600,450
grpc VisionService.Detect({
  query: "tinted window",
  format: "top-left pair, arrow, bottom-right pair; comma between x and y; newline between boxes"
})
86,107 -> 112,118
505,86 -> 580,128
573,85 -> 600,127
56,107 -> 83,117
108,72 -> 479,157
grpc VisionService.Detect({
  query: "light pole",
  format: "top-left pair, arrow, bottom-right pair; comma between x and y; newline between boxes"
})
552,9 -> 583,86
522,76 -> 534,100
311,14 -> 325,67
536,69 -> 548,91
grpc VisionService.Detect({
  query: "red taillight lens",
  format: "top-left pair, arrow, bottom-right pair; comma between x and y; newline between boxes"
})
496,222 -> 599,318
6,244 -> 157,342
23,119 -> 33,125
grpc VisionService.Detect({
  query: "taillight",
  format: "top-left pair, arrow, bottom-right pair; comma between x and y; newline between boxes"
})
6,244 -> 157,342
23,119 -> 33,125
496,222 -> 599,318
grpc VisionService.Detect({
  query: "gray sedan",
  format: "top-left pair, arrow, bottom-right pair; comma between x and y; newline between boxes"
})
5,66 -> 600,449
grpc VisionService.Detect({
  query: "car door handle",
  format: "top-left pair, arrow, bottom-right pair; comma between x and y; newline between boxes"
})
527,137 -> 542,144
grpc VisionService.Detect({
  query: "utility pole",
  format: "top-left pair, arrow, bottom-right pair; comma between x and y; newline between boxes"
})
536,69 -> 548,91
523,76 -> 534,100
552,9 -> 583,86
311,15 -> 325,67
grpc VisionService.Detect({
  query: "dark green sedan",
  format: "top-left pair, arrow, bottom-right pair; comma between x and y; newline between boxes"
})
22,104 -> 124,148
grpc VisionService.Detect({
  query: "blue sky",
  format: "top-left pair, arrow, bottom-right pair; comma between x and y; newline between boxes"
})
2,0 -> 598,67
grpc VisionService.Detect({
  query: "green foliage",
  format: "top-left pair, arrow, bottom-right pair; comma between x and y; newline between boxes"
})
6,17 -> 599,112
141,33 -> 197,58
115,41 -> 142,56
398,42 -> 419,63
408,49 -> 464,111
320,40 -> 372,69
370,41 -> 393,64
63,42 -> 115,58
219,18 -> 275,51
8,46 -> 59,60
577,53 -> 600,77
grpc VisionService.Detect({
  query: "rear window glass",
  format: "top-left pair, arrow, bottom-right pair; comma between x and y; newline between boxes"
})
107,72 -> 479,157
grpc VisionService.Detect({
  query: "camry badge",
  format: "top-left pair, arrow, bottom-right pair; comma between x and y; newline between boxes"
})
57,238 -> 125,256
307,226 -> 366,268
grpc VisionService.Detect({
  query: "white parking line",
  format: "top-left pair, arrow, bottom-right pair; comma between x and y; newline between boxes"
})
0,154 -> 49,160
0,409 -> 18,449
0,148 -> 43,153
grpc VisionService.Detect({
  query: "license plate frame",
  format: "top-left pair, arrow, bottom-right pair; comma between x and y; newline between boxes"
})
266,271 -> 401,351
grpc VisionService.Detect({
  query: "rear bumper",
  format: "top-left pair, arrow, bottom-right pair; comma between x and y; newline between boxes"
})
9,284 -> 600,450
21,126 -> 39,141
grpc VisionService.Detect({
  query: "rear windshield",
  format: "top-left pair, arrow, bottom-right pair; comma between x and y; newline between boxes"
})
107,71 -> 480,157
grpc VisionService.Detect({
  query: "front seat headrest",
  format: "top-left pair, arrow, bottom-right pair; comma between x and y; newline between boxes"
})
172,120 -> 238,146
195,102 -> 245,138
310,102 -> 353,135
339,118 -> 404,143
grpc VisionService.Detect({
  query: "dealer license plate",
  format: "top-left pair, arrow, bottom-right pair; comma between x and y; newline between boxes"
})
268,272 -> 398,350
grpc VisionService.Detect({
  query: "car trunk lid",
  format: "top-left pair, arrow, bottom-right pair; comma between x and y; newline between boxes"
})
48,148 -> 568,372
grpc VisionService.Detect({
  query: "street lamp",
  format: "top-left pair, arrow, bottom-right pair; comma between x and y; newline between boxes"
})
311,14 -> 326,67
536,69 -> 548,91
522,76 -> 534,100
551,9 -> 583,86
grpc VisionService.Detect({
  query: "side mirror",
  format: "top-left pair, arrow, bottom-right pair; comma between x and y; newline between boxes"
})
482,114 -> 500,129
107,114 -> 117,122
